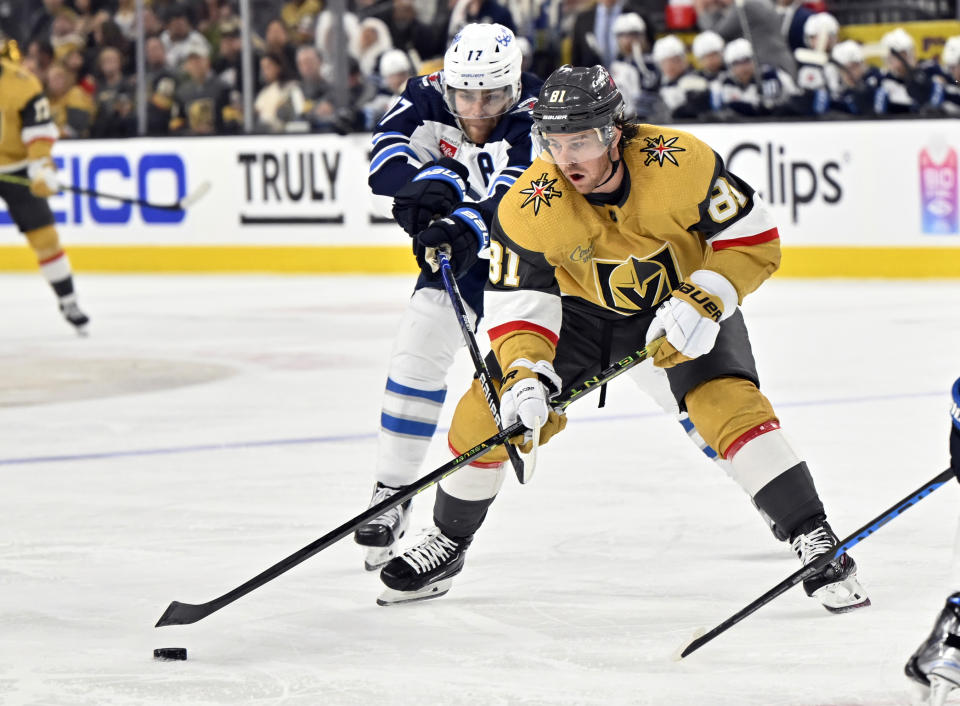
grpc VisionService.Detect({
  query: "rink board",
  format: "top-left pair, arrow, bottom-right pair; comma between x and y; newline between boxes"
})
0,119 -> 957,276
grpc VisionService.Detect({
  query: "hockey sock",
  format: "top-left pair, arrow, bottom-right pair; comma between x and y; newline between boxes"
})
376,377 -> 446,488
38,250 -> 78,304
726,423 -> 824,539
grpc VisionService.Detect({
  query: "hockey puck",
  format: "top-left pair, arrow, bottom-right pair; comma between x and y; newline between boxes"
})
153,647 -> 187,661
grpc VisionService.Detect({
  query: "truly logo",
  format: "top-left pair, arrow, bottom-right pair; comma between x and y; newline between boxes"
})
919,145 -> 958,235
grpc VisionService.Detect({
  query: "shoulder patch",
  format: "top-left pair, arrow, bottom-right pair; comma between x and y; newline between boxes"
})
518,172 -> 562,215
512,97 -> 537,114
639,134 -> 686,167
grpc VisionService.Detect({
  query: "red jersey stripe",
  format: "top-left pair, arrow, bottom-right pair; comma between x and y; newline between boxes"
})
723,420 -> 781,460
487,320 -> 559,346
712,227 -> 780,251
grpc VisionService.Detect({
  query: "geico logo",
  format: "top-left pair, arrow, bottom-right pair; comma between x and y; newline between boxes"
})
238,151 -> 341,203
727,142 -> 843,224
0,153 -> 187,226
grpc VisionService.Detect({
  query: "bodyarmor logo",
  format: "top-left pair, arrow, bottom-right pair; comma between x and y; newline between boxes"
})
519,173 -> 562,215
595,244 -> 682,313
640,135 -> 685,167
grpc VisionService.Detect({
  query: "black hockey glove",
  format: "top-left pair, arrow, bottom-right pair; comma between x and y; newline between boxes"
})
950,377 -> 960,482
414,206 -> 488,278
392,157 -> 470,236
905,68 -> 934,105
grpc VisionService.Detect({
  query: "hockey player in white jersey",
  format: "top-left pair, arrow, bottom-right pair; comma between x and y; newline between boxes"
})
359,24 -> 542,570
905,377 -> 960,706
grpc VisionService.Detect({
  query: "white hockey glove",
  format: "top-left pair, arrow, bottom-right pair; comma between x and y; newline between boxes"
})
646,270 -> 739,368
500,359 -> 566,453
27,159 -> 60,198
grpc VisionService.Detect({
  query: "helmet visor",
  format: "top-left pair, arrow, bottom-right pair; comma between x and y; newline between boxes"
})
444,84 -> 519,119
533,126 -> 617,165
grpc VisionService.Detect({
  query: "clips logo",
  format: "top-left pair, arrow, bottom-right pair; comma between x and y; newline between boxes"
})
640,135 -> 685,168
519,173 -> 562,215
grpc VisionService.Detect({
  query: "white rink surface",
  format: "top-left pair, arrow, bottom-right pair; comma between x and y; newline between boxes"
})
2,273 -> 959,706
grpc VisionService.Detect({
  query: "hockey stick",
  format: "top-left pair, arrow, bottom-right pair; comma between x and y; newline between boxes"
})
156,335 -> 665,627
0,172 -> 211,212
678,467 -> 956,659
435,249 -> 529,484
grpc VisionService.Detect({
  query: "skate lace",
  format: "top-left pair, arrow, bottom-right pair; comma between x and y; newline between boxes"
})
791,527 -> 834,565
370,485 -> 404,529
401,529 -> 459,574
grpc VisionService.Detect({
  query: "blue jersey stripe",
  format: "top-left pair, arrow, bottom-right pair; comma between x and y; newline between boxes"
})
385,377 -> 447,403
381,412 -> 438,438
370,145 -> 419,174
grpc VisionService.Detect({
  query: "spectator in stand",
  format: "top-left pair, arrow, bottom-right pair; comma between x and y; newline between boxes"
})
939,36 -> 960,115
50,9 -> 85,63
694,0 -> 796,76
91,45 -> 136,137
86,18 -> 133,75
652,34 -> 712,120
315,7 -> 360,68
281,0 -> 321,44
73,0 -> 109,42
361,47 -> 413,128
448,0 -> 516,38
264,18 -> 297,75
368,0 -> 444,63
145,36 -> 169,85
25,39 -> 55,82
113,0 -> 137,40
46,62 -> 96,138
571,0 -> 650,69
829,39 -> 886,116
174,46 -> 239,135
352,17 -> 394,79
62,47 -> 88,81
213,19 -> 245,91
254,51 -> 305,133
161,4 -> 212,71
296,44 -> 338,131
692,29 -> 725,79
711,37 -> 799,117
609,12 -> 660,120
775,0 -> 815,53
879,27 -> 945,114
28,0 -> 65,44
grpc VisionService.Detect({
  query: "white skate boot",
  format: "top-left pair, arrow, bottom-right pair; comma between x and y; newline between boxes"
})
354,482 -> 411,571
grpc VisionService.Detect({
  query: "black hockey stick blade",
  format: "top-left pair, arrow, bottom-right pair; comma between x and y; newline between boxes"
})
155,337 -> 664,627
436,250 -> 527,483
678,467 -> 955,659
155,419 -> 525,627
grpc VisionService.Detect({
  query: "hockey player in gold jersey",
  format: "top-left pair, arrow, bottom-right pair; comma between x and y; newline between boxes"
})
377,65 -> 870,613
0,54 -> 89,333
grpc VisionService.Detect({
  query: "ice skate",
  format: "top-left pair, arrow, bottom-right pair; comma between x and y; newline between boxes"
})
59,300 -> 89,336
790,515 -> 870,614
905,593 -> 960,705
354,482 -> 411,571
377,527 -> 472,606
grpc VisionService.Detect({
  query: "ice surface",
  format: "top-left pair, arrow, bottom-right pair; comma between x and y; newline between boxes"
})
1,273 -> 959,706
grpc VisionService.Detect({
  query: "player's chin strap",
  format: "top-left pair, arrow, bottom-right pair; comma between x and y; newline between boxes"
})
594,144 -> 622,189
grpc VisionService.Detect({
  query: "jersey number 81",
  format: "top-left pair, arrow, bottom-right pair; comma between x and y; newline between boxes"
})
488,241 -> 520,287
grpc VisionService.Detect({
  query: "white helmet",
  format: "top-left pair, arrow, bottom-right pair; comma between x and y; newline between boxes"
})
612,12 -> 646,36
652,35 -> 686,64
803,13 -> 839,41
942,35 -> 960,68
379,49 -> 413,77
881,27 -> 916,56
443,23 -> 522,119
692,30 -> 724,59
831,39 -> 864,66
724,37 -> 754,65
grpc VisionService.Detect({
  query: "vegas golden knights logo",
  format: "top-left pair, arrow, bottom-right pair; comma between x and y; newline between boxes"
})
594,244 -> 682,313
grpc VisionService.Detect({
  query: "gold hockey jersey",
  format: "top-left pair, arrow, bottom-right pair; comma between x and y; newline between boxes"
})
484,124 -> 781,367
0,59 -> 59,172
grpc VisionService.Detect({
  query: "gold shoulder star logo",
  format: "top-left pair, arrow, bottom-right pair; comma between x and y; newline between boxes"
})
519,173 -> 563,215
640,135 -> 685,167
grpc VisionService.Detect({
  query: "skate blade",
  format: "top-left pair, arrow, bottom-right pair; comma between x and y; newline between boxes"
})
376,578 -> 453,606
74,324 -> 89,338
813,574 -> 871,614
927,674 -> 960,706
362,545 -> 398,572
